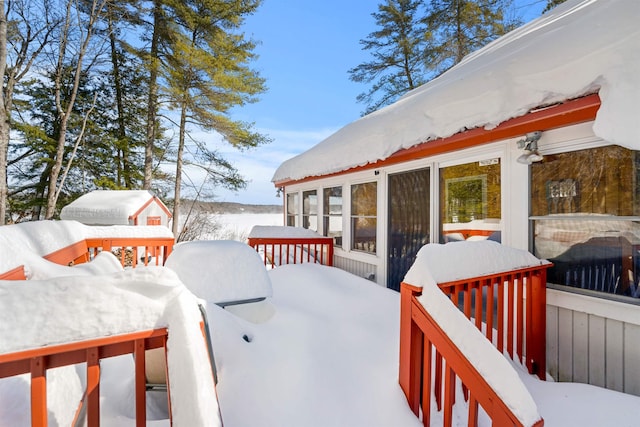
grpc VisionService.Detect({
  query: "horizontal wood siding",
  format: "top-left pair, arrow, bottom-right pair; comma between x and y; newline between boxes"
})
547,300 -> 640,396
333,255 -> 377,282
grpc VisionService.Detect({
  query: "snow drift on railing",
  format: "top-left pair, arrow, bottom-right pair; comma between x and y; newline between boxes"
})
0,268 -> 221,427
248,225 -> 323,239
0,220 -> 173,274
404,241 -> 545,426
404,240 -> 550,285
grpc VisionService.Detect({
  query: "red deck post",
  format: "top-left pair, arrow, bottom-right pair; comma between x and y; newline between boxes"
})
134,339 -> 147,427
30,357 -> 47,427
399,281 -> 422,402
86,347 -> 101,426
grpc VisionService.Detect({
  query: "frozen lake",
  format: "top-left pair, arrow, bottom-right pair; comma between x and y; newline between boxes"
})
210,213 -> 283,241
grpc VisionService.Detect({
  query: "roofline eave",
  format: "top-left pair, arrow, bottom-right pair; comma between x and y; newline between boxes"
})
274,93 -> 601,188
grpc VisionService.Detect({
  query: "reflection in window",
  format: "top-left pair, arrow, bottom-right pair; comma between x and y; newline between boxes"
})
323,187 -> 342,247
351,182 -> 377,253
439,160 -> 501,243
302,190 -> 318,231
532,146 -> 640,300
286,193 -> 299,227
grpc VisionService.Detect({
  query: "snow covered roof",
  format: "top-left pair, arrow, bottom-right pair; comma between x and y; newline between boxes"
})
60,190 -> 171,225
272,0 -> 640,184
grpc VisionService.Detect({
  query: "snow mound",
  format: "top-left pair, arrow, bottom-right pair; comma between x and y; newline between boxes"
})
0,267 -> 221,427
417,278 -> 542,426
165,240 -> 273,305
404,240 -> 549,286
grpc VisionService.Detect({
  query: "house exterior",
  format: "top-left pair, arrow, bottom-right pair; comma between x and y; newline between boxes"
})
272,0 -> 640,396
60,190 -> 172,227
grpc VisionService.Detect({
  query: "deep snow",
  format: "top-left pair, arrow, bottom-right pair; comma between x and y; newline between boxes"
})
2,223 -> 640,426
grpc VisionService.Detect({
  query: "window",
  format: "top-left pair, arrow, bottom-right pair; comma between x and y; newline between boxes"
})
146,216 -> 161,226
302,190 -> 318,231
531,146 -> 640,300
323,186 -> 343,247
286,193 -> 299,227
439,159 -> 501,243
351,182 -> 377,253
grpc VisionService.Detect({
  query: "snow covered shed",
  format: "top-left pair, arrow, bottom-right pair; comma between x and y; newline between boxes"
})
273,0 -> 640,396
60,190 -> 172,227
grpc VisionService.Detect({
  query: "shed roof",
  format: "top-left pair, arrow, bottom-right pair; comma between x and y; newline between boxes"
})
60,190 -> 171,225
273,0 -> 640,185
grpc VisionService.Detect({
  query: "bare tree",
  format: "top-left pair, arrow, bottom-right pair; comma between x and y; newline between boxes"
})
0,0 -> 7,224
0,0 -> 58,224
44,0 -> 108,219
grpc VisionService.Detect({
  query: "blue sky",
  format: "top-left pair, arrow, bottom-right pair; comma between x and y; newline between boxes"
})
210,0 -> 547,205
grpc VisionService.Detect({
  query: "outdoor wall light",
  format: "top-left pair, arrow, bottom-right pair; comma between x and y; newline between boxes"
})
516,131 -> 543,164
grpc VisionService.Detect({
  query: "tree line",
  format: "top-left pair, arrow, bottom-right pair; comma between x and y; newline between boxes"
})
0,0 -> 268,235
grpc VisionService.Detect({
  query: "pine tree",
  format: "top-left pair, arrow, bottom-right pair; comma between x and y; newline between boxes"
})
424,0 -> 516,75
543,0 -> 567,13
350,0 -> 516,115
349,0 -> 431,115
162,0 -> 269,236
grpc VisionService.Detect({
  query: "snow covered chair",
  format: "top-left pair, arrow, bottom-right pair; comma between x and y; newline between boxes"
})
165,240 -> 275,323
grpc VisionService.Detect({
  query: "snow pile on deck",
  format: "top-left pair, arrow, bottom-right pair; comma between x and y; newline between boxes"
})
404,240 -> 550,285
273,0 -> 640,183
404,241 -> 545,426
0,220 -> 173,277
248,224 -> 324,239
0,267 -> 220,427
209,263 -> 423,427
166,240 -> 272,305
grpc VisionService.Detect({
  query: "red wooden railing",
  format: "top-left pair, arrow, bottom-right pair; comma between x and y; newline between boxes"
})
0,328 -> 170,427
247,237 -> 334,268
0,265 -> 26,280
1,237 -> 175,279
41,237 -> 175,268
437,266 -> 550,378
84,237 -> 174,267
399,264 -> 551,427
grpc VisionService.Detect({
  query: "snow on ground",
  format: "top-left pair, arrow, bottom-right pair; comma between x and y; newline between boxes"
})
209,263 -> 422,427
0,266 -> 220,427
3,223 -> 640,426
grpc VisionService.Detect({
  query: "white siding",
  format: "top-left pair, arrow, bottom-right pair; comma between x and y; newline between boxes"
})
333,255 -> 377,283
547,289 -> 640,396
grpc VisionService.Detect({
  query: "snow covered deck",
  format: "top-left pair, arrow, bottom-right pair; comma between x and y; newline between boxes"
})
2,223 -> 640,426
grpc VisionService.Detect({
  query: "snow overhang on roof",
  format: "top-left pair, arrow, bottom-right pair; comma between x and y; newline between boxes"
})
272,0 -> 640,186
60,190 -> 170,225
